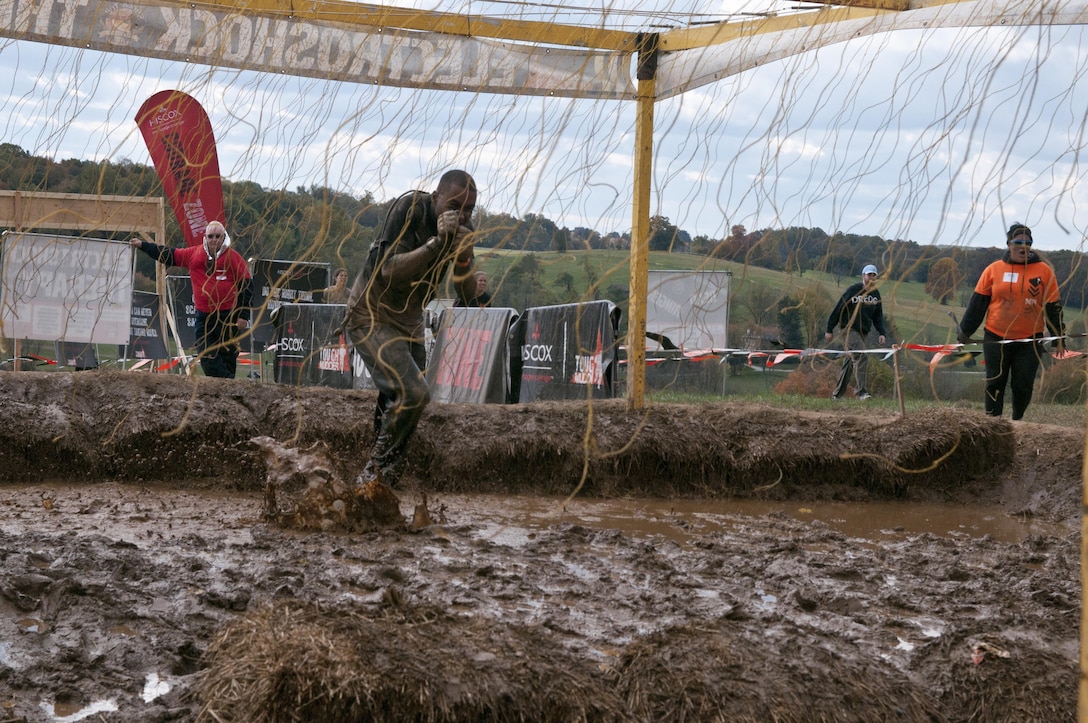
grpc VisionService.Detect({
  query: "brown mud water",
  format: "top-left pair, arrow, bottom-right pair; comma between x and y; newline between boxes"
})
0,371 -> 1081,721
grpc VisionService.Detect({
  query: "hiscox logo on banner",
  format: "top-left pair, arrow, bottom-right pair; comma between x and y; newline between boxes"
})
278,319 -> 305,360
277,319 -> 350,374
515,301 -> 619,403
523,324 -> 553,361
273,303 -> 352,388
521,322 -> 555,382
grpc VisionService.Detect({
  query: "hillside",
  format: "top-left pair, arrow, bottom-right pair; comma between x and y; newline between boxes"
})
475,248 -> 1080,347
0,143 -> 1082,349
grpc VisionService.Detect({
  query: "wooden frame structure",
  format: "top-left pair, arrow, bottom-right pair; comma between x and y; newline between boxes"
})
0,190 -> 167,369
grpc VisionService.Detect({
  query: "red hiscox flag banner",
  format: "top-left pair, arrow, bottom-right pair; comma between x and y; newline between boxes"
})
136,90 -> 224,247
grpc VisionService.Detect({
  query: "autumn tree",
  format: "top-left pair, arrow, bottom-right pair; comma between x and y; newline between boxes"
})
925,257 -> 965,305
732,280 -> 779,329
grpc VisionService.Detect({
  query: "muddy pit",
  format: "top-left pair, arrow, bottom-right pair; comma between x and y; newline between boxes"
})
0,371 -> 1082,722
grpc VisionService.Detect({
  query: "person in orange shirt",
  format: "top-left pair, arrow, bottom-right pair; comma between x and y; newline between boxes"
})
957,223 -> 1065,420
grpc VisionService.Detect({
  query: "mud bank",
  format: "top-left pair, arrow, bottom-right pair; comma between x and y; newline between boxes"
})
0,371 -> 1081,721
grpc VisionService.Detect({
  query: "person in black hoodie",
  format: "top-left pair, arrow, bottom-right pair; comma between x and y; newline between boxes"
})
825,264 -> 887,400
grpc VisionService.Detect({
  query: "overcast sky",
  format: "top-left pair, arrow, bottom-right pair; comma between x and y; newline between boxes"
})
0,0 -> 1086,252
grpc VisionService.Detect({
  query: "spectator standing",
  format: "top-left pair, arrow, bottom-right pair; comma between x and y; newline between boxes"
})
957,223 -> 1065,420
456,271 -> 492,308
131,221 -> 252,378
342,170 -> 481,488
320,268 -> 349,305
825,264 -> 887,400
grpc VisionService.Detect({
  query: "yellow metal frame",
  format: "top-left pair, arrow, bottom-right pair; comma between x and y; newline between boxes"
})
185,0 -> 637,51
157,0 -> 980,409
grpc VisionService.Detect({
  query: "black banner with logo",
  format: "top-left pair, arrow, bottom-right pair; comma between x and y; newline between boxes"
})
511,300 -> 621,403
166,275 -> 197,350
427,306 -> 519,404
251,259 -> 329,348
272,303 -> 352,388
118,290 -> 169,360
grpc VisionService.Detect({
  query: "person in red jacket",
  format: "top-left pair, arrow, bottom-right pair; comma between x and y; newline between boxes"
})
957,222 -> 1065,420
130,221 -> 253,378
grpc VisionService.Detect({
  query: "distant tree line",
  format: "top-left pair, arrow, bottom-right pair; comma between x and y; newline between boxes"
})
0,143 -> 1084,308
0,144 -> 637,283
701,224 -> 1088,309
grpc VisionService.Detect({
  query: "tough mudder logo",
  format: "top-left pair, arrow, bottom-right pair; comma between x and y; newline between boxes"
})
571,331 -> 605,386
317,345 -> 349,372
571,350 -> 604,386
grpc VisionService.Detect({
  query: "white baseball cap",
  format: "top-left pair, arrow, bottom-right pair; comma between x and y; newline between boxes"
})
862,264 -> 878,276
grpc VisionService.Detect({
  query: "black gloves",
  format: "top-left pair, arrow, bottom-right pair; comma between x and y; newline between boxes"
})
956,326 -> 970,345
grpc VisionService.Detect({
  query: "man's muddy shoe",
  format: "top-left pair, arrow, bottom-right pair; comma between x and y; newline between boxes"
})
353,461 -> 383,494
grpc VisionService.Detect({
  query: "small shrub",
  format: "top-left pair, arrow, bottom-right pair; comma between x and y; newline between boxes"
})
773,355 -> 896,398
773,358 -> 838,397
1039,356 -> 1088,405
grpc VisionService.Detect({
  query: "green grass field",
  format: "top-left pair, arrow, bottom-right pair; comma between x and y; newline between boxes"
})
645,373 -> 1087,430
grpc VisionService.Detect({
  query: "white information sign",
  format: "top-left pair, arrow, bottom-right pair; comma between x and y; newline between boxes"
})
645,270 -> 731,352
0,232 -> 134,345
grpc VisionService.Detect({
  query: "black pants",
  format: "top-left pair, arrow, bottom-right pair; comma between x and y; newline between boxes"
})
349,324 -> 429,482
982,330 -> 1043,420
195,310 -> 240,379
